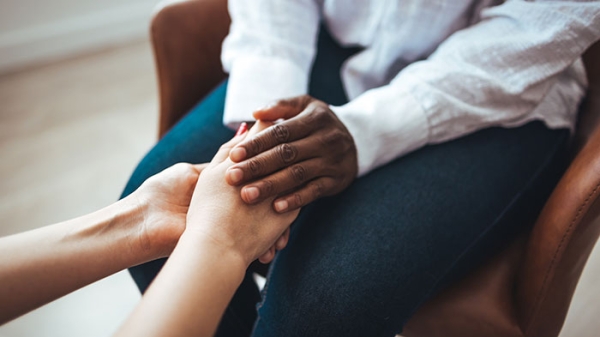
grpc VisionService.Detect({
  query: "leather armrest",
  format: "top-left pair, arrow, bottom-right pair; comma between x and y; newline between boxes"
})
151,0 -> 230,138
516,41 -> 600,337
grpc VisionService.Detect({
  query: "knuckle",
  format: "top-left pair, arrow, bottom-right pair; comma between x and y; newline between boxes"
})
218,143 -> 231,152
289,165 -> 307,183
313,103 -> 328,113
247,159 -> 263,176
276,143 -> 297,164
183,164 -> 197,175
291,97 -> 304,109
278,96 -> 305,110
172,162 -> 188,170
260,179 -> 275,196
293,193 -> 303,207
300,95 -> 313,106
249,137 -> 266,155
274,98 -> 287,106
314,104 -> 330,117
322,129 -> 344,148
311,181 -> 324,199
306,104 -> 332,126
171,163 -> 195,178
270,124 -> 290,143
304,110 -> 320,126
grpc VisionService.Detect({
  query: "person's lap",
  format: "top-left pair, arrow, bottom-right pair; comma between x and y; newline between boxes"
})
121,28 -> 569,336
250,121 -> 567,336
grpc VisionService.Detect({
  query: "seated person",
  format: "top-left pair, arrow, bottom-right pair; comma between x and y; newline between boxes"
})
123,1 -> 600,336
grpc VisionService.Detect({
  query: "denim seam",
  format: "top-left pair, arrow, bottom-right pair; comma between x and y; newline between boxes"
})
384,130 -> 568,336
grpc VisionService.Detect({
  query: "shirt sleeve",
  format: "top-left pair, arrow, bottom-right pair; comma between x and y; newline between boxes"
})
221,0 -> 321,129
332,0 -> 600,176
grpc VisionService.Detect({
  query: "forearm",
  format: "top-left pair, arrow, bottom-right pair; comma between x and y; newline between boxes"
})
115,232 -> 246,337
0,195 -> 153,323
333,1 -> 599,176
115,130 -> 297,336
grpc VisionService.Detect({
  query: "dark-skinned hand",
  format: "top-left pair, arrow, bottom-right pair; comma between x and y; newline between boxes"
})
225,95 -> 358,214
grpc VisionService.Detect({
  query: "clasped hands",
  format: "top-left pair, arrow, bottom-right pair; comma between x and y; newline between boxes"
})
138,95 -> 357,267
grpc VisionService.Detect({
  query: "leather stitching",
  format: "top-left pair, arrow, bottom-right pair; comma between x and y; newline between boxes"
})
526,179 -> 600,336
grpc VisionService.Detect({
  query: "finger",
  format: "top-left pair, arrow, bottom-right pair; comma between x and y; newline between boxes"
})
257,250 -> 270,264
192,163 -> 209,173
258,247 -> 276,264
229,117 -> 313,163
226,137 -> 317,186
252,95 -> 313,121
275,228 -> 290,251
211,127 -> 249,164
239,158 -> 324,204
273,177 -> 337,213
246,120 -> 273,137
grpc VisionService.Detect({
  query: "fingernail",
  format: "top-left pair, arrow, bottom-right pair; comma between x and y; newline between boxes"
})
227,168 -> 243,184
230,147 -> 247,162
274,200 -> 288,212
235,122 -> 248,136
244,186 -> 260,202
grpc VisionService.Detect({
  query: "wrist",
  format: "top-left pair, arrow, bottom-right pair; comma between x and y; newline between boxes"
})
56,196 -> 158,272
119,193 -> 168,262
179,227 -> 252,269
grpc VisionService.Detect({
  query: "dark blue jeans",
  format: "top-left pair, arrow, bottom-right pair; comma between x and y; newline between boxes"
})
121,28 -> 569,336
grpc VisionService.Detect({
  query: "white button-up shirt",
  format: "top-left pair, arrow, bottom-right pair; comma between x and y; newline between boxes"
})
221,0 -> 600,176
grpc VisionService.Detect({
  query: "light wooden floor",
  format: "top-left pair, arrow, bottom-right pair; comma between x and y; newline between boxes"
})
0,41 -> 155,337
0,40 -> 598,337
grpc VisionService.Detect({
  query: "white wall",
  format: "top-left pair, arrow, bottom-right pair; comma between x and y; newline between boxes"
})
0,0 -> 160,73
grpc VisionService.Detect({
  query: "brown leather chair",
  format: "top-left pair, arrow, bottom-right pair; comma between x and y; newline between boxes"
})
149,1 -> 600,336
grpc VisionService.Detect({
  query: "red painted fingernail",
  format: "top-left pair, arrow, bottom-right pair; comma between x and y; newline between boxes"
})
235,122 -> 248,136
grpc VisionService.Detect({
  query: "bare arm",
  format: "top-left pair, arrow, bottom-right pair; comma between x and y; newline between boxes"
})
0,122 -> 296,335
0,163 -> 206,324
115,122 -> 299,337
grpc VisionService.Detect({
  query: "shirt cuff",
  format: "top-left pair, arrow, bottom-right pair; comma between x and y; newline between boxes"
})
331,85 -> 431,177
223,56 -> 309,129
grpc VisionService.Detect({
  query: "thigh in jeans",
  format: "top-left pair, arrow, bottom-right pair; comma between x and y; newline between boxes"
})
251,122 -> 568,337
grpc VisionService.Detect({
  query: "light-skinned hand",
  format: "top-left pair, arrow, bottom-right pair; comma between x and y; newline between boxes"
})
132,162 -> 208,259
186,121 -> 300,266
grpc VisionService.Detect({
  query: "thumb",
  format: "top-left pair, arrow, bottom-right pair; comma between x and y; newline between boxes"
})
211,124 -> 249,163
192,163 -> 209,174
252,96 -> 312,121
